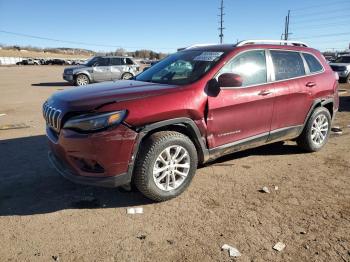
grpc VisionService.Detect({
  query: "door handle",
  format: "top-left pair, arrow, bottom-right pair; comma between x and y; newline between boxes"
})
258,90 -> 272,96
306,82 -> 316,88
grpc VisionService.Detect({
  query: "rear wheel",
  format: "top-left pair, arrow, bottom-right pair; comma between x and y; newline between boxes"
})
121,72 -> 133,80
134,131 -> 198,202
75,74 -> 90,86
297,107 -> 331,152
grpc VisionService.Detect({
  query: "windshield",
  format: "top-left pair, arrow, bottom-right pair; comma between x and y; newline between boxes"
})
335,56 -> 350,63
135,50 -> 226,85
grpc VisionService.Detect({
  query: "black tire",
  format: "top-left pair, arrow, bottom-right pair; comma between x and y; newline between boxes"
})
75,74 -> 90,86
133,131 -> 198,202
346,74 -> 350,84
121,72 -> 133,80
297,107 -> 332,152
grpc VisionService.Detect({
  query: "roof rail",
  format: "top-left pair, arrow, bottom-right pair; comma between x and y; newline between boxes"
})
236,40 -> 309,47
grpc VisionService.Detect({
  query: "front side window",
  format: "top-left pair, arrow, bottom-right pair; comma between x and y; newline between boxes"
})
135,50 -> 226,85
85,57 -> 110,67
96,58 -> 109,66
270,50 -> 305,81
218,50 -> 267,87
303,53 -> 323,73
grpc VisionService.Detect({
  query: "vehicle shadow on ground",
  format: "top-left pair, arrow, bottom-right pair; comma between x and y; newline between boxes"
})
0,134 -> 307,216
31,82 -> 70,87
0,135 -> 153,216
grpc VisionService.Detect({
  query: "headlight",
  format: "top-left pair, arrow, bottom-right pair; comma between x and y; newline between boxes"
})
63,111 -> 127,132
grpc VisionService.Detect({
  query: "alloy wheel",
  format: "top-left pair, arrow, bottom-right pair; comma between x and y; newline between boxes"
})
152,145 -> 191,191
311,114 -> 329,145
76,75 -> 89,86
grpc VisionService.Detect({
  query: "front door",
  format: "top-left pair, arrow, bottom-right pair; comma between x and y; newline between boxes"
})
207,49 -> 275,148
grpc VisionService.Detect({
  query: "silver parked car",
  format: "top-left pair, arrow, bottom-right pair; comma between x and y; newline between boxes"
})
329,55 -> 350,83
63,56 -> 140,86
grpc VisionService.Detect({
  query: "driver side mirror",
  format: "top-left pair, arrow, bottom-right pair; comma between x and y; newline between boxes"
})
218,73 -> 243,88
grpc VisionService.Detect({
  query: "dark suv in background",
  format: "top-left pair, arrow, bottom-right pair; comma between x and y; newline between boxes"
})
63,56 -> 140,86
44,40 -> 339,201
330,55 -> 350,83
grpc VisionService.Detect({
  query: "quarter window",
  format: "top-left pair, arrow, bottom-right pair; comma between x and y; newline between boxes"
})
219,50 -> 267,87
270,51 -> 305,81
125,58 -> 134,65
303,53 -> 323,73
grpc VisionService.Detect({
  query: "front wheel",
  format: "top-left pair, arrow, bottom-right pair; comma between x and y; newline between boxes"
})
75,74 -> 90,86
134,131 -> 198,202
297,107 -> 331,152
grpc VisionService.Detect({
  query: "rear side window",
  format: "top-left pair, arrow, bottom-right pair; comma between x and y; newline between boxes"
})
270,51 -> 305,81
303,53 -> 323,73
219,50 -> 267,87
110,58 -> 122,66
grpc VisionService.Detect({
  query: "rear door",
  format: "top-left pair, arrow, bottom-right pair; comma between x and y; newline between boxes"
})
207,49 -> 275,148
268,50 -> 312,131
91,57 -> 111,81
110,57 -> 123,80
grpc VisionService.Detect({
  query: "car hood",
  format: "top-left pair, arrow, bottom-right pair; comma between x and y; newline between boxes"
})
48,80 -> 178,111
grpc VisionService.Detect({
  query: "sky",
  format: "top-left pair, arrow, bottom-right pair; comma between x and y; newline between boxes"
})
0,0 -> 349,53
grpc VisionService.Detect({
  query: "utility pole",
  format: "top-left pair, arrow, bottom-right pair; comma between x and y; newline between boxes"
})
284,10 -> 290,40
218,0 -> 225,44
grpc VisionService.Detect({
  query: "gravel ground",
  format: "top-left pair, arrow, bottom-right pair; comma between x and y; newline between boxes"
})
0,66 -> 349,262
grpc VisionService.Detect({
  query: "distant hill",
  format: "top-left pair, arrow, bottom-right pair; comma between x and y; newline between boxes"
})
0,45 -> 169,60
0,45 -> 95,58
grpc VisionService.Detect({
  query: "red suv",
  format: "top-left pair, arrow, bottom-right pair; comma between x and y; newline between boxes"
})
44,40 -> 339,201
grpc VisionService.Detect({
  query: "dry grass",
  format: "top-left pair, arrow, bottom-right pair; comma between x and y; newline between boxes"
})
0,49 -> 91,59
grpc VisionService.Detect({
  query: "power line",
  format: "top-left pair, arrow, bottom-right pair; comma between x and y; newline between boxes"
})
309,39 -> 350,44
291,0 -> 350,12
291,20 -> 350,30
218,0 -> 225,44
292,32 -> 350,40
0,30 -> 177,51
291,8 -> 350,19
290,14 -> 350,25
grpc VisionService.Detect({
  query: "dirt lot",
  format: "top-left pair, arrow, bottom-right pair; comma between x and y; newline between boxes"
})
0,66 -> 349,262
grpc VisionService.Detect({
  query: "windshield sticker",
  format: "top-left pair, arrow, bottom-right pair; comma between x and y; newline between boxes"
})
194,52 -> 224,61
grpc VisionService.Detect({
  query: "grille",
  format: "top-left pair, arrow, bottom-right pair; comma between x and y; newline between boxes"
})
43,102 -> 62,131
